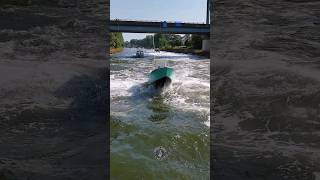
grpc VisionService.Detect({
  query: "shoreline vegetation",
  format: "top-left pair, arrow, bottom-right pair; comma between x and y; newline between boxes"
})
127,33 -> 209,58
110,32 -> 208,57
110,32 -> 124,54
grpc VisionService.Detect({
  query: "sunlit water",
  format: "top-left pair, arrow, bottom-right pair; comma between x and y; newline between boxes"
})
110,48 -> 210,179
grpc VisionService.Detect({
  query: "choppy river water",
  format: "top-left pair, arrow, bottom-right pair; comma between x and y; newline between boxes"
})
110,48 -> 210,179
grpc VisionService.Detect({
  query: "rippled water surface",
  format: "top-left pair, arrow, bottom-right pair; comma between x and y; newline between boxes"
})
110,48 -> 210,179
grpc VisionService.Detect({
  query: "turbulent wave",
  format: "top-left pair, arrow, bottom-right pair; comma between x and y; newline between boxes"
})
110,48 -> 210,179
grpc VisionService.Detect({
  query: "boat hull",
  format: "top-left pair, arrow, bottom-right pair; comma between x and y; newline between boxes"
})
136,50 -> 144,58
135,54 -> 144,58
149,67 -> 173,88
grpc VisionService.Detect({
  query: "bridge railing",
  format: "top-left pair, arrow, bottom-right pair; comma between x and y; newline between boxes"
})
110,18 -> 207,25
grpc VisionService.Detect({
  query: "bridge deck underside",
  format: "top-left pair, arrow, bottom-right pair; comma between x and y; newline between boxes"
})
110,21 -> 210,34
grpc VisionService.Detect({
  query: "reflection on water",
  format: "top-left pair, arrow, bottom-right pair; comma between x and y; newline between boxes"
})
110,48 -> 210,179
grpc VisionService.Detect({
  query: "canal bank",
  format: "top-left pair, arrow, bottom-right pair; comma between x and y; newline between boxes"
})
110,47 -> 123,54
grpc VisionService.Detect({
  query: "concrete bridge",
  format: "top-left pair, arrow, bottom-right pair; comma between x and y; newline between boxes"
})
110,20 -> 210,35
110,0 -> 212,51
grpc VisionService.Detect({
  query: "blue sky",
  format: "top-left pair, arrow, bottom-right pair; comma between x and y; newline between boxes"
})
110,0 -> 207,41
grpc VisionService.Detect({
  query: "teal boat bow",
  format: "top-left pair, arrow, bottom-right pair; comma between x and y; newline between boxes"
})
149,67 -> 174,88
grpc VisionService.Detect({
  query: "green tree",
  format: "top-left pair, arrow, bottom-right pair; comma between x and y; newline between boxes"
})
110,32 -> 124,48
167,34 -> 182,47
183,34 -> 192,47
128,34 -> 183,49
191,35 -> 203,49
154,34 -> 170,49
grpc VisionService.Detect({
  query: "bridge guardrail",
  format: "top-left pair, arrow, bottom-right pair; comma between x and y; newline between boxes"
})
110,19 -> 207,25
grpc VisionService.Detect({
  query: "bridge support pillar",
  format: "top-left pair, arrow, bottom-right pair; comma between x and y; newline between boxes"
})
202,39 -> 210,52
201,34 -> 210,52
